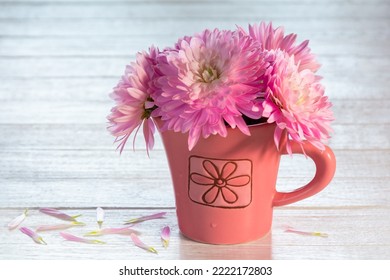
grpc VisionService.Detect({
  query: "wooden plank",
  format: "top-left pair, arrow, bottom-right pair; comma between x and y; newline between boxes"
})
0,36 -> 171,57
0,18 -> 389,38
0,178 -> 176,208
0,2 -> 388,19
1,36 -> 389,57
0,56 -> 388,86
0,123 -> 388,151
0,149 -> 386,181
0,78 -> 116,102
0,98 -> 389,151
1,99 -> 389,124
0,208 -> 389,259
0,0 -> 386,4
0,150 -> 389,207
0,175 -> 389,208
1,76 -> 388,101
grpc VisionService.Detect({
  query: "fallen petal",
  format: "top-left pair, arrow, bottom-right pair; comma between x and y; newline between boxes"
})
20,227 -> 47,245
130,233 -> 158,254
8,209 -> 28,230
36,222 -> 85,232
40,208 -> 81,221
284,226 -> 328,238
161,226 -> 170,248
60,232 -> 105,244
96,207 -> 104,228
124,212 -> 166,224
84,226 -> 137,236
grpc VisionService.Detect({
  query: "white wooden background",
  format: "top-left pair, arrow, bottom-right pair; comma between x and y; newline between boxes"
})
0,0 -> 389,260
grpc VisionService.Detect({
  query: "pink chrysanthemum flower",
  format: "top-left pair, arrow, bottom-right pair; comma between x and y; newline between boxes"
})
108,47 -> 159,154
153,29 -> 269,150
239,21 -> 320,73
262,51 -> 333,154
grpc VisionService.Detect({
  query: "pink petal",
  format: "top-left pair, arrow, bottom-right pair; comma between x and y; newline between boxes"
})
221,187 -> 239,203
284,226 -> 328,238
221,162 -> 237,179
8,209 -> 28,230
286,139 -> 292,155
144,101 -> 155,109
190,173 -> 215,185
130,233 -> 158,254
124,212 -> 166,224
202,160 -> 219,179
20,227 -> 47,245
188,126 -> 201,151
143,118 -> 156,156
202,186 -> 220,204
84,226 -> 138,236
273,126 -> 283,151
131,123 -> 143,152
108,46 -> 159,155
233,116 -> 251,136
161,226 -> 170,248
226,175 -> 251,186
39,208 -> 81,221
36,222 -> 85,232
60,232 -> 105,244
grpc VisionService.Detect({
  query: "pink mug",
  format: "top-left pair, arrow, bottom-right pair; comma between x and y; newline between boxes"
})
156,119 -> 336,244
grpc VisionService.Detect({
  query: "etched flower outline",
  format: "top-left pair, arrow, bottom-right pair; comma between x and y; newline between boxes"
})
190,160 -> 251,205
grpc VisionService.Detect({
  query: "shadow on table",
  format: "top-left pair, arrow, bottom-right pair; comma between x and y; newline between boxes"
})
178,231 -> 272,260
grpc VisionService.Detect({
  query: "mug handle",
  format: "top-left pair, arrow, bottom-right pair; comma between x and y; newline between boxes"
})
273,141 -> 336,207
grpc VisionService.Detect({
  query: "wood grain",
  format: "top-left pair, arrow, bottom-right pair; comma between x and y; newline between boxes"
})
1,36 -> 389,56
2,99 -> 389,123
1,2 -> 389,20
0,0 -> 389,260
1,123 -> 389,151
1,77 -> 388,101
1,208 -> 389,260
0,150 -> 389,208
1,18 -> 389,39
1,56 -> 388,81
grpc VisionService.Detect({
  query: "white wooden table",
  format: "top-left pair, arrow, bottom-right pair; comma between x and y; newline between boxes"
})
0,0 -> 389,260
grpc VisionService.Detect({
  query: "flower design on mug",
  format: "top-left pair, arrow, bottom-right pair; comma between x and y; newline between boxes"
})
189,157 -> 252,208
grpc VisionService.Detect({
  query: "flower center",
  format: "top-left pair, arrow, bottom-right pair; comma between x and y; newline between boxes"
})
199,66 -> 220,83
215,178 -> 226,187
296,94 -> 306,106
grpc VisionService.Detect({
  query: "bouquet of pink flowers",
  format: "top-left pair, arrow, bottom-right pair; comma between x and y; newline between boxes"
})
108,22 -> 333,155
